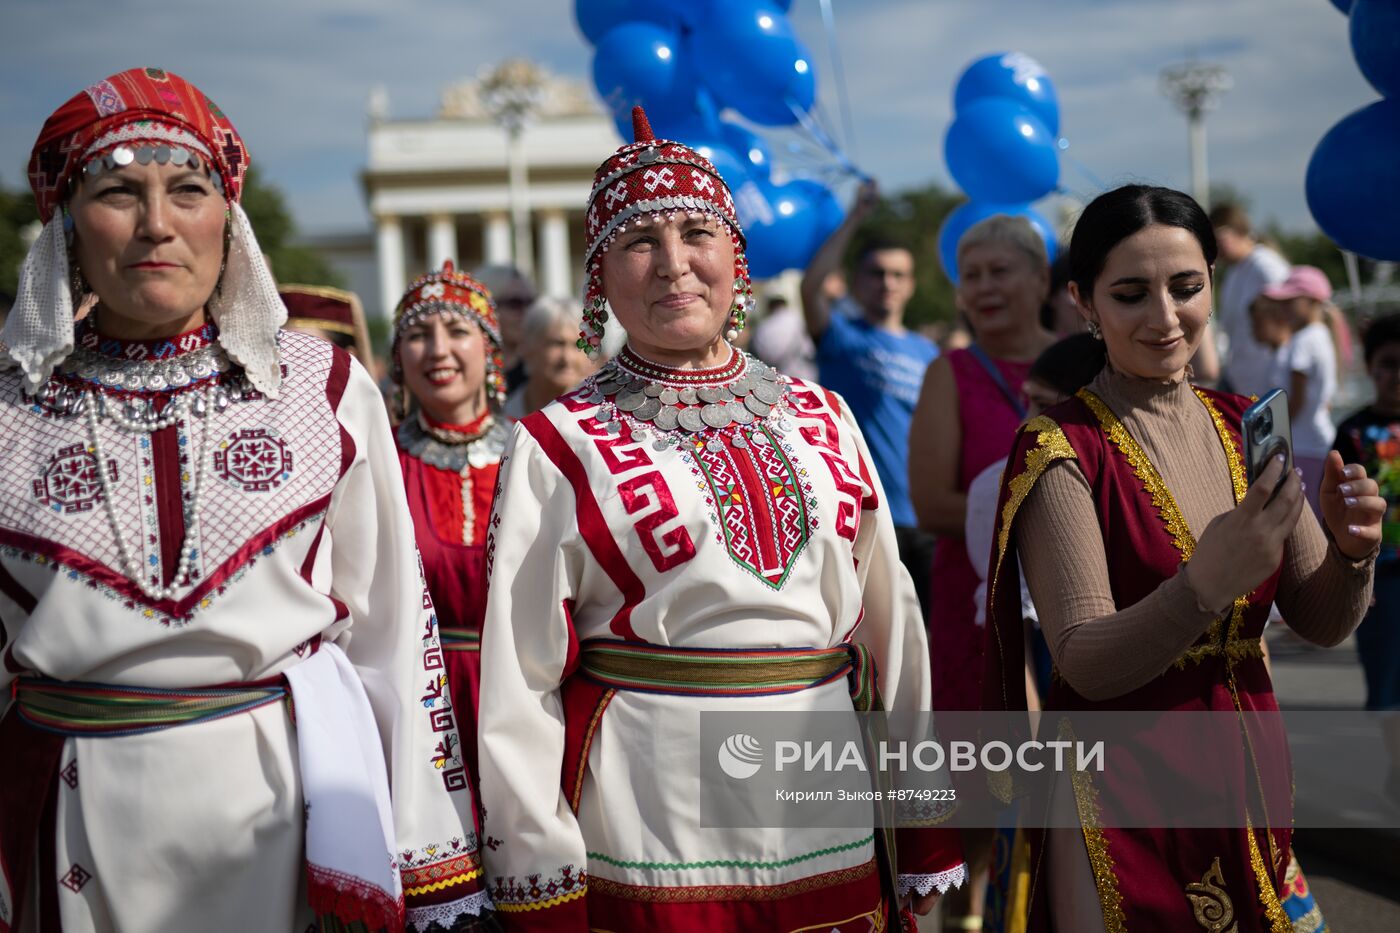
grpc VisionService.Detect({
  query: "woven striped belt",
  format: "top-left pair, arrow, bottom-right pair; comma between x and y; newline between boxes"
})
578,639 -> 878,709
439,628 -> 481,653
14,677 -> 287,738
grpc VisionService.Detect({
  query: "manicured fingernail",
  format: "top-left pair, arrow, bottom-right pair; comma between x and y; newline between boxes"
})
1345,496 -> 1358,507
1275,453 -> 1286,464
1339,483 -> 1354,495
1350,525 -> 1363,536
1346,465 -> 1362,478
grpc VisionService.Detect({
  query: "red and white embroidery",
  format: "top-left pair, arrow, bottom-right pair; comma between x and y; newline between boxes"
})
60,863 -> 93,892
687,427 -> 816,588
33,444 -> 117,514
214,428 -> 294,492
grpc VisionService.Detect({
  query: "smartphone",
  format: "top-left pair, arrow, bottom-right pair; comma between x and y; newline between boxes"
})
1241,389 -> 1293,491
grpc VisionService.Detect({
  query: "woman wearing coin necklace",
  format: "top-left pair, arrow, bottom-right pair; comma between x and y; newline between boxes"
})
476,107 -> 965,932
0,69 -> 490,931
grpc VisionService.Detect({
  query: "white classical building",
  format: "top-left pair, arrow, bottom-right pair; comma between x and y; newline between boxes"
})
355,63 -> 619,318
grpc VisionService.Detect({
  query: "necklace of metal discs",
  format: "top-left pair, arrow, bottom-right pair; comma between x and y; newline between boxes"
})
589,347 -> 792,453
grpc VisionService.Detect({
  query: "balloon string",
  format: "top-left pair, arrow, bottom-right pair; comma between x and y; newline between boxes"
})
818,0 -> 858,161
787,97 -> 866,180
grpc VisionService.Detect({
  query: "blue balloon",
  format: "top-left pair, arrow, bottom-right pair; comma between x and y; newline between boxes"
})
738,178 -> 843,278
690,0 -> 816,125
1329,0 -> 1354,12
1351,1 -> 1400,98
1307,99 -> 1400,260
575,0 -> 683,44
592,22 -> 695,129
944,98 -> 1060,203
720,120 -> 773,180
937,201 -> 1058,284
954,52 -> 1061,137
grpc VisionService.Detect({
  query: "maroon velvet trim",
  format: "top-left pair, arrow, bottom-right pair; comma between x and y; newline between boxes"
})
0,495 -> 331,621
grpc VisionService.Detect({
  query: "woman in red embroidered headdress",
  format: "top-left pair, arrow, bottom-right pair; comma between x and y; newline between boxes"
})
475,107 -> 966,932
0,69 -> 490,931
391,261 -> 509,797
982,184 -> 1380,931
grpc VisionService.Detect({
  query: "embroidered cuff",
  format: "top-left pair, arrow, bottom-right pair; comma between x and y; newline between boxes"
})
897,862 -> 967,899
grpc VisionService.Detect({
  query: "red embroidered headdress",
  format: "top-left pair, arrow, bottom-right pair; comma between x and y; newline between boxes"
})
579,106 -> 753,357
6,68 -> 284,398
280,285 -> 373,362
391,260 -> 506,408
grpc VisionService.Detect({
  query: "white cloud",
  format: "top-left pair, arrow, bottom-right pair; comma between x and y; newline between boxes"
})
0,0 -> 1374,234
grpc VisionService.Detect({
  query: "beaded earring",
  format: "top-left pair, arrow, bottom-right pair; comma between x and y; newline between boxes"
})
578,293 -> 608,360
725,251 -> 754,343
1087,320 -> 1103,340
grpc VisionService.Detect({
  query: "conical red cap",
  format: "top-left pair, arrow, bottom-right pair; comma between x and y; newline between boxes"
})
632,106 -> 655,143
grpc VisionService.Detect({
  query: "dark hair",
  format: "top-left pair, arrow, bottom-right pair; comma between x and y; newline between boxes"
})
1029,333 -> 1107,398
1207,202 -> 1252,237
1069,185 -> 1217,298
1364,313 -> 1400,364
855,236 -> 914,268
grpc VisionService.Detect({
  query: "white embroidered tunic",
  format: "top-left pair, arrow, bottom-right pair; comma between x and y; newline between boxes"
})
0,325 -> 486,931
477,348 -> 964,932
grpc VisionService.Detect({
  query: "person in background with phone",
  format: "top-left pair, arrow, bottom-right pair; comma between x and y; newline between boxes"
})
1249,266 -> 1340,515
1333,313 -> 1400,807
980,184 -> 1381,932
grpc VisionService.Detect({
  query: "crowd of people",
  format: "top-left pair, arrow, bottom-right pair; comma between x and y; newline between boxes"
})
0,66 -> 1395,933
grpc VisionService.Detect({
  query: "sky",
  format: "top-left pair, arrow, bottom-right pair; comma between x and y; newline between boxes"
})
0,0 -> 1378,238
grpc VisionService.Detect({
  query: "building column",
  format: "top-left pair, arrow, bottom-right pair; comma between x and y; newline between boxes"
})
484,212 -> 512,266
375,213 -> 406,320
427,213 -> 457,268
539,210 -> 572,298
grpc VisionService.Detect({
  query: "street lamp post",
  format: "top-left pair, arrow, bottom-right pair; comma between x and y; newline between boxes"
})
1160,61 -> 1232,208
480,60 -> 546,278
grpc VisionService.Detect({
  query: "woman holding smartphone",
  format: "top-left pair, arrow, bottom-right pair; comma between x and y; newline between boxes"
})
981,185 -> 1381,932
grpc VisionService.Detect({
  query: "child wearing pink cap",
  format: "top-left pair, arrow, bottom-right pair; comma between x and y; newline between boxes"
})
1250,265 -> 1339,514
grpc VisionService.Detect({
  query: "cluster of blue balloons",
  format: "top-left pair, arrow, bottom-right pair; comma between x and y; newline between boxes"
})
937,53 -> 1062,283
1306,0 -> 1400,260
579,0 -> 845,277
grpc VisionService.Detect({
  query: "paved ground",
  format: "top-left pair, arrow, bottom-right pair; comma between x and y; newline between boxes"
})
917,627 -> 1400,931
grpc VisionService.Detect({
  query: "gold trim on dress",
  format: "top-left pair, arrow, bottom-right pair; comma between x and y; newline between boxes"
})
988,415 -> 1078,713
1062,718 -> 1128,933
1184,857 -> 1238,932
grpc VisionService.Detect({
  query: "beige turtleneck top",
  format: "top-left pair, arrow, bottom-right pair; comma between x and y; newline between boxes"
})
1016,367 -> 1375,702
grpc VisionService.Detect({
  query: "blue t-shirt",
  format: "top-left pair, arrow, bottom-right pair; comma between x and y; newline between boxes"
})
816,315 -> 939,528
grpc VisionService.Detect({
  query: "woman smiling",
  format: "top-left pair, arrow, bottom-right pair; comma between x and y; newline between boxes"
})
982,185 -> 1379,931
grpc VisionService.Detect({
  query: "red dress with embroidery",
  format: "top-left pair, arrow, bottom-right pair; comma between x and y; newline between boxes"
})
983,389 -> 1296,932
396,409 -> 507,798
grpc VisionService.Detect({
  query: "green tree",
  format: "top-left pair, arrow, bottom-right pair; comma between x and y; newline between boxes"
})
847,183 -> 964,327
0,179 -> 40,302
239,167 -> 344,288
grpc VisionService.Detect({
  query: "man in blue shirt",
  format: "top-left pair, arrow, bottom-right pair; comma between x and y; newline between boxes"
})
800,179 -> 940,615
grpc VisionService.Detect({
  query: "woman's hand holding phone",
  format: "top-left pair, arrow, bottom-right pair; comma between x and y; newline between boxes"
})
1184,454 -> 1305,614
1318,450 -> 1385,560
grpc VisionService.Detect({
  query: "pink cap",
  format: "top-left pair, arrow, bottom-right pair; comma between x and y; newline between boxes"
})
1260,265 -> 1332,303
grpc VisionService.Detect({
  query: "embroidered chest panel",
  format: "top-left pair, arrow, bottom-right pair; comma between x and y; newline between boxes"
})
0,337 -> 345,623
552,378 -> 867,591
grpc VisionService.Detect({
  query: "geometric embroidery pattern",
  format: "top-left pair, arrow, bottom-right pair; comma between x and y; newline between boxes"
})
214,428 -> 293,493
689,426 -> 815,589
60,759 -> 79,789
60,863 -> 92,892
33,444 -> 117,514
